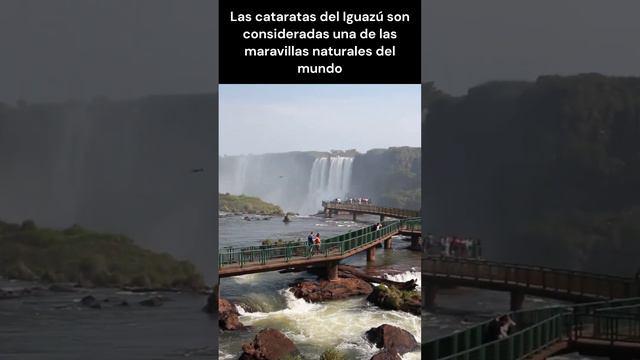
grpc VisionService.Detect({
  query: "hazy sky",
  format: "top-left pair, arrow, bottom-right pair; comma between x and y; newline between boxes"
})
0,0 -> 217,103
1,1 -> 639,101
219,85 -> 421,156
423,0 -> 640,95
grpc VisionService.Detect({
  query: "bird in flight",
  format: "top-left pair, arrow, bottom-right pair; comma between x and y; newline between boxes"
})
191,168 -> 205,173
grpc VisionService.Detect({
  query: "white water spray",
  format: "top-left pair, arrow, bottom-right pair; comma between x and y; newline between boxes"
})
301,156 -> 353,214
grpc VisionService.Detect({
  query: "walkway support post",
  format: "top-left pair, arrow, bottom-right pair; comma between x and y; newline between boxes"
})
326,260 -> 339,281
510,290 -> 525,311
424,281 -> 439,308
380,215 -> 385,222
410,235 -> 420,250
352,212 -> 357,222
367,246 -> 376,262
384,237 -> 392,249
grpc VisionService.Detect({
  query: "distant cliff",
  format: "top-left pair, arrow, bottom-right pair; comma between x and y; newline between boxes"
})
424,74 -> 640,275
350,147 -> 421,210
219,147 -> 421,213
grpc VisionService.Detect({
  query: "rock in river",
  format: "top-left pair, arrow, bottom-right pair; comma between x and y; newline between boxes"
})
289,277 -> 373,302
239,328 -> 300,360
139,296 -> 164,307
218,298 -> 244,330
370,349 -> 402,360
365,324 -> 419,355
80,295 -> 102,309
366,285 -> 421,316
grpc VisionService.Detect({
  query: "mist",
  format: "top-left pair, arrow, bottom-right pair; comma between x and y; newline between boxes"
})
0,94 -> 218,282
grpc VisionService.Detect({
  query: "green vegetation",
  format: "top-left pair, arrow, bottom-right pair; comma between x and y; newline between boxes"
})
219,193 -> 283,215
0,219 -> 205,289
350,147 -> 421,210
319,348 -> 347,360
375,285 -> 421,309
424,74 -> 640,274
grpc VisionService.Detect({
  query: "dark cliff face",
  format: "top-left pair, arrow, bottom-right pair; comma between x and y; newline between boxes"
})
0,94 -> 217,281
423,74 -> 640,275
350,147 -> 421,210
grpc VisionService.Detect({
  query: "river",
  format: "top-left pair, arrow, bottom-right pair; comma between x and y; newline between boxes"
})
0,280 -> 215,360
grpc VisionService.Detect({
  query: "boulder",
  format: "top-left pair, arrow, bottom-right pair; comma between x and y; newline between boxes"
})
139,296 -> 164,307
80,295 -> 101,309
239,328 -> 300,360
218,298 -> 244,330
370,350 -> 402,360
365,324 -> 419,355
289,277 -> 373,302
366,285 -> 421,316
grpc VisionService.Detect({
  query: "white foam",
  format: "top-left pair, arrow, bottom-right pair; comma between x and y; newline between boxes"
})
383,268 -> 422,290
237,291 -> 421,357
231,273 -> 258,284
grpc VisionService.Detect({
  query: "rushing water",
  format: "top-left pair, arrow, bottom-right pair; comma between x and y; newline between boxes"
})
0,280 -> 215,360
301,157 -> 353,215
219,214 -> 421,359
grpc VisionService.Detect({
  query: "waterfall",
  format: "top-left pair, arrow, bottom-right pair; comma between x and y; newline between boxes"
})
218,154 -> 353,214
301,156 -> 353,214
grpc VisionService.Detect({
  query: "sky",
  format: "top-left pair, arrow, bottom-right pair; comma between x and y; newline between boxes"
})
0,0 -> 218,103
1,1 -> 639,101
423,0 -> 640,95
219,85 -> 421,156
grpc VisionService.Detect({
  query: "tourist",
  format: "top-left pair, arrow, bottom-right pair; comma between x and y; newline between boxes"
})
314,232 -> 321,252
498,315 -> 516,338
307,231 -> 314,247
485,317 -> 501,342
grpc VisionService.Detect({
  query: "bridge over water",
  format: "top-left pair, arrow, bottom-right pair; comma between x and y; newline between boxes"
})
423,256 -> 639,310
424,256 -> 640,359
322,201 -> 421,222
219,217 -> 421,278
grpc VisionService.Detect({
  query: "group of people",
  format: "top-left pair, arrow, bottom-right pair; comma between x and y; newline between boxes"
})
424,234 -> 481,258
307,231 -> 321,254
331,197 -> 371,205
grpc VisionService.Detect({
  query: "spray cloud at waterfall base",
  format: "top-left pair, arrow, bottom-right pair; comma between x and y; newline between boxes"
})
220,154 -> 355,215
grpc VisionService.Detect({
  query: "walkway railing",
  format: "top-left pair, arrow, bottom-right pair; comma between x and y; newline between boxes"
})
322,201 -> 421,219
219,218 -> 421,269
424,297 -> 640,359
423,256 -> 638,299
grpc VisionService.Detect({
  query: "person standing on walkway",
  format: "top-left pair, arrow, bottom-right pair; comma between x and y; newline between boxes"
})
314,232 -> 321,253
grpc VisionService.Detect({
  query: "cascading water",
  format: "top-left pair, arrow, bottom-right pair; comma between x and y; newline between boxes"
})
219,155 -> 353,214
301,156 -> 353,215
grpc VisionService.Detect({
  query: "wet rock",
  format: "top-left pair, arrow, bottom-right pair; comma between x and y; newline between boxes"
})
239,328 -> 300,360
80,295 -> 101,309
49,284 -> 76,292
370,350 -> 402,360
366,285 -> 421,316
289,277 -> 373,302
139,296 -> 164,307
103,296 -> 128,305
365,324 -> 419,355
218,298 -> 243,330
203,291 -> 217,313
